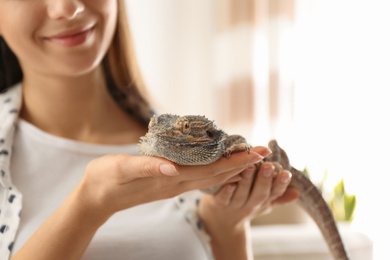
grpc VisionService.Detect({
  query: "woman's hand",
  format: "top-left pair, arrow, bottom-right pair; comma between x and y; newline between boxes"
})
196,146 -> 300,260
77,149 -> 265,221
13,149 -> 263,260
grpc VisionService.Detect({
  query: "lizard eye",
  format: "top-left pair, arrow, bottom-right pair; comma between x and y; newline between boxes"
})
206,130 -> 214,138
181,120 -> 190,133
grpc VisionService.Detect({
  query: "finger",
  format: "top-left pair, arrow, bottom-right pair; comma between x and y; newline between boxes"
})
269,170 -> 292,201
99,154 -> 179,183
250,146 -> 272,158
230,165 -> 257,208
208,149 -> 263,175
180,166 -> 248,192
246,162 -> 274,206
225,174 -> 243,184
255,201 -> 273,216
272,188 -> 300,205
138,157 -> 179,177
177,150 -> 263,180
212,184 -> 237,207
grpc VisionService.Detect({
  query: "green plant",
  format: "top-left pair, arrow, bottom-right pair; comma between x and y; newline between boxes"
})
329,179 -> 356,222
303,168 -> 356,222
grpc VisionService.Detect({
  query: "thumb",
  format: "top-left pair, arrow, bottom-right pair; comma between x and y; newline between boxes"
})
129,155 -> 179,177
86,154 -> 179,187
212,183 -> 237,207
157,161 -> 179,176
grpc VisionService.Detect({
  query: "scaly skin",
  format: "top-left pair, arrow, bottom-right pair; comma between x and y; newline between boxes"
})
265,140 -> 350,260
139,114 -> 350,260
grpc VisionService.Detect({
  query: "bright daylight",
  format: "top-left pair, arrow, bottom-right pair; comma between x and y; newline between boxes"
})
0,0 -> 388,259
128,0 -> 390,259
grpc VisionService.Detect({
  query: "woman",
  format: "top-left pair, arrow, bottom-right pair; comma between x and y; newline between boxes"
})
0,0 -> 298,259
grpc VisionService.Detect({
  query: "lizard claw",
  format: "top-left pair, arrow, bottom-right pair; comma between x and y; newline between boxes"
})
245,144 -> 251,154
224,143 -> 251,159
224,149 -> 232,159
272,162 -> 283,175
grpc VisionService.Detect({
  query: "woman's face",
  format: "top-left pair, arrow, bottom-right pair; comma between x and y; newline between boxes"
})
0,0 -> 117,78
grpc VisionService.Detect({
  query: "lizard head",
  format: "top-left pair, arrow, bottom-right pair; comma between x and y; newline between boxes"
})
170,115 -> 225,143
139,114 -> 228,165
146,114 -> 227,143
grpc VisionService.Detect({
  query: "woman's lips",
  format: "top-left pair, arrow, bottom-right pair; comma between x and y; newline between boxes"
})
45,26 -> 94,47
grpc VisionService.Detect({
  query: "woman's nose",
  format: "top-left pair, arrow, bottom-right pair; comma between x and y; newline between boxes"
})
47,0 -> 85,20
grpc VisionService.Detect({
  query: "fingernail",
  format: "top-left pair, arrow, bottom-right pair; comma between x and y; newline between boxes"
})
160,164 -> 179,176
281,171 -> 292,183
261,148 -> 272,157
249,155 -> 264,165
262,164 -> 274,177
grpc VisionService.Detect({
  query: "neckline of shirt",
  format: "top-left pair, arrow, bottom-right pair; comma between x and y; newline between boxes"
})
16,119 -> 140,155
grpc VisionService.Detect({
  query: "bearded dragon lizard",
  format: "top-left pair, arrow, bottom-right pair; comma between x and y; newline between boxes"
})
139,114 -> 350,260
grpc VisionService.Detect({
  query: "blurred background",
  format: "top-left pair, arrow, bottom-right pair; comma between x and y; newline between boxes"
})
126,0 -> 390,259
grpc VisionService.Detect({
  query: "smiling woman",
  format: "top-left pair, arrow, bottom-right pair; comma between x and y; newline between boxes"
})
0,0 -> 116,78
0,0 -> 297,260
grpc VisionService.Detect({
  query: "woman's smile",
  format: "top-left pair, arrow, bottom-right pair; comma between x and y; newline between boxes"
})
44,25 -> 95,47
0,0 -> 117,77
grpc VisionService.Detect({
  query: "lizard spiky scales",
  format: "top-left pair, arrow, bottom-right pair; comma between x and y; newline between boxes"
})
139,114 -> 250,165
139,114 -> 350,260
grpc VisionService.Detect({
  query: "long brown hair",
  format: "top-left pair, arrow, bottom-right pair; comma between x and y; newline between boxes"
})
0,0 -> 153,126
0,37 -> 22,92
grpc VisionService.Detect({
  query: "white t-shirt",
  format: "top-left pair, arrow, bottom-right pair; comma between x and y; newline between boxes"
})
10,119 -> 210,259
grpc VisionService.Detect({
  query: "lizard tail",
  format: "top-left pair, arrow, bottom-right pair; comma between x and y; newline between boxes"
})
290,167 -> 350,260
266,140 -> 350,260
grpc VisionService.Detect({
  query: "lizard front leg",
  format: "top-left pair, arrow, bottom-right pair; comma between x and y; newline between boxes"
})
223,135 -> 283,174
223,135 -> 252,158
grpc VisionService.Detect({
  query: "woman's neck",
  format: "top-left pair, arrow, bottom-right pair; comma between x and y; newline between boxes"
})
20,66 -> 147,144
